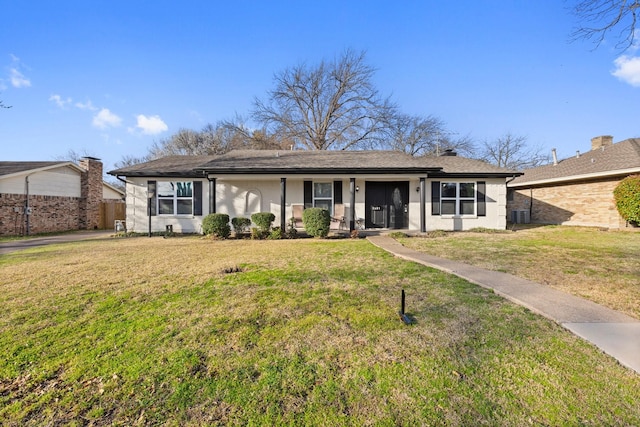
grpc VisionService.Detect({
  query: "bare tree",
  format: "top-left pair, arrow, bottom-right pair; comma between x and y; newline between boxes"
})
570,0 -> 640,50
387,114 -> 445,156
145,118 -> 288,159
478,133 -> 549,170
252,49 -> 395,150
55,149 -> 96,163
113,154 -> 149,170
386,113 -> 476,157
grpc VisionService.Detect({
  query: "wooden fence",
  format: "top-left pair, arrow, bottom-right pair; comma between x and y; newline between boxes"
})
99,202 -> 126,230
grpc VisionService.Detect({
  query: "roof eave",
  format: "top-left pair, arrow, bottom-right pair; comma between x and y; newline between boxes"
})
508,167 -> 640,187
107,171 -> 207,178
1,162 -> 83,180
198,167 -> 443,175
429,172 -> 522,179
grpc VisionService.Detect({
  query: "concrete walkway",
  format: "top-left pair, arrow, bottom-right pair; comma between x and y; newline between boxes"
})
0,230 -> 113,255
368,235 -> 640,374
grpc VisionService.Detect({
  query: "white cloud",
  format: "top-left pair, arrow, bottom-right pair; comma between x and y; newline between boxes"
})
135,114 -> 168,135
612,55 -> 640,87
7,55 -> 31,88
75,100 -> 97,111
49,94 -> 72,109
92,108 -> 122,129
9,67 -> 30,88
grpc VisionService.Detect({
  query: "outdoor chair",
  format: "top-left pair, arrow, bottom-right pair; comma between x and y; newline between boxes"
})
331,204 -> 347,230
291,204 -> 304,228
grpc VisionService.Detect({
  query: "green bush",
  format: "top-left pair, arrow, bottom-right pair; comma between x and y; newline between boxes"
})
202,213 -> 231,238
250,227 -> 268,240
267,226 -> 283,240
251,212 -> 275,233
614,175 -> 640,225
231,217 -> 252,234
303,207 -> 330,238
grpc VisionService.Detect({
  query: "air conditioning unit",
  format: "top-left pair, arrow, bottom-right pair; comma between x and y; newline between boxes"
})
511,210 -> 530,224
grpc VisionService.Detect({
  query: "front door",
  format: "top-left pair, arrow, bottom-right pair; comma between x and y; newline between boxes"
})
365,181 -> 409,229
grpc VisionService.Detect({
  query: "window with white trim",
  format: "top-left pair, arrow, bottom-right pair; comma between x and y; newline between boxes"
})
157,181 -> 193,215
313,182 -> 333,215
441,182 -> 475,216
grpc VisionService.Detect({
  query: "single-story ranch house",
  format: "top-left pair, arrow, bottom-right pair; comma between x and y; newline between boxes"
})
507,136 -> 640,229
108,150 -> 520,234
0,157 -> 125,236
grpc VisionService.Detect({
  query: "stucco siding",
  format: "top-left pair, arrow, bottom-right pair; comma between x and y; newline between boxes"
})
426,178 -> 507,231
124,178 -> 210,234
124,176 -> 509,233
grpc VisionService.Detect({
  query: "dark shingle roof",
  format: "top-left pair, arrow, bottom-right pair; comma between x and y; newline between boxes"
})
0,161 -> 71,177
509,138 -> 640,187
108,156 -> 218,177
107,150 -> 519,177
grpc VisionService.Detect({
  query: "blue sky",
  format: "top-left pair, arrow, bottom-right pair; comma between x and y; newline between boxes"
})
1,1 -> 639,173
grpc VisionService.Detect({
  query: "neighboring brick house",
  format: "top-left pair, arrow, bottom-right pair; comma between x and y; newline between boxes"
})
0,157 -> 125,236
507,136 -> 640,229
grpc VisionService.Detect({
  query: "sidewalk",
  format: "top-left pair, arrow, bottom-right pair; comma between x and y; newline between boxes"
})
0,230 -> 113,255
368,235 -> 640,374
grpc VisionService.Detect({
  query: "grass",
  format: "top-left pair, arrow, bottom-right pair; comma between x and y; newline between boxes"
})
1,235 -> 640,425
398,225 -> 640,319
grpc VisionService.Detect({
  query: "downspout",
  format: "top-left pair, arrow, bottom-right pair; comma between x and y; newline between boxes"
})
280,178 -> 287,231
208,177 -> 216,214
419,177 -> 426,233
25,175 -> 30,236
349,178 -> 356,231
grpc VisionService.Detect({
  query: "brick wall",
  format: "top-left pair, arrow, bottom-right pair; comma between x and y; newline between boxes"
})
0,157 -> 106,236
508,177 -> 631,229
0,193 -> 82,236
79,157 -> 103,230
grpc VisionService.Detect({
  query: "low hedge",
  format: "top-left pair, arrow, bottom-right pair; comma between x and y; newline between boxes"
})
251,212 -> 275,232
303,207 -> 330,237
202,213 -> 231,238
231,217 -> 252,234
614,175 -> 640,225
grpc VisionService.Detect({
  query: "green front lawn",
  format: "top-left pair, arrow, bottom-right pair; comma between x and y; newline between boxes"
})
1,237 -> 639,425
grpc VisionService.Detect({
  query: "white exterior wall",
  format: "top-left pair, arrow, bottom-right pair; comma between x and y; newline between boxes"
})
425,178 -> 507,231
125,177 -> 210,234
0,166 -> 82,197
123,175 -> 508,234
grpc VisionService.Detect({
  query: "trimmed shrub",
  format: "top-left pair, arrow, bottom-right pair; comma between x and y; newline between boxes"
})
303,207 -> 330,238
614,175 -> 640,225
231,217 -> 252,234
251,212 -> 275,233
202,213 -> 231,238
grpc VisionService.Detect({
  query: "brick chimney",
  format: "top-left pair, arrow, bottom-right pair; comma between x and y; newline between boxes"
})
79,157 -> 103,230
591,135 -> 613,151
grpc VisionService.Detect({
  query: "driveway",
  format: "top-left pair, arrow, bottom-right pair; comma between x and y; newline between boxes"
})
0,230 -> 113,255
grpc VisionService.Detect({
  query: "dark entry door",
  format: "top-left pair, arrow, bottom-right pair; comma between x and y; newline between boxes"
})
365,182 -> 409,229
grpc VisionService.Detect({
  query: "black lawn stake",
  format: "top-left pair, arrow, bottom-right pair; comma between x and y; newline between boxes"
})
399,289 -> 412,324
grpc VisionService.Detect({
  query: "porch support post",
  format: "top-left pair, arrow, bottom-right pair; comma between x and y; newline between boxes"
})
419,177 -> 426,233
349,178 -> 356,231
208,177 -> 216,214
280,178 -> 287,231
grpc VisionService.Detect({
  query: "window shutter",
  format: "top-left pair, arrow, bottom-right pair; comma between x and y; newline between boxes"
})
477,181 -> 486,217
333,181 -> 343,205
304,181 -> 312,209
431,181 -> 440,215
148,181 -> 157,216
193,181 -> 203,216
